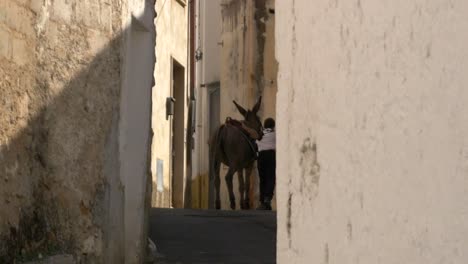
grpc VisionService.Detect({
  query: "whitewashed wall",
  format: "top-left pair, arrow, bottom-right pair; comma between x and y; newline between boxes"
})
276,1 -> 468,263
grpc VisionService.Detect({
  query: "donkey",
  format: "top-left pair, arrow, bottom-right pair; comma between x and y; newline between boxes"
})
209,97 -> 263,210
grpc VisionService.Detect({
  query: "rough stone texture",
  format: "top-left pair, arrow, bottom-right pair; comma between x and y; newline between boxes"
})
0,0 -> 152,263
219,0 -> 277,210
151,0 -> 188,208
276,0 -> 468,263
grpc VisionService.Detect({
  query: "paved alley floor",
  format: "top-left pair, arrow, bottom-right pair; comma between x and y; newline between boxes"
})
149,208 -> 276,264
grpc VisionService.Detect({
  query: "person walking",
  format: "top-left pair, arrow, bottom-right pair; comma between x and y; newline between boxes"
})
256,118 -> 276,210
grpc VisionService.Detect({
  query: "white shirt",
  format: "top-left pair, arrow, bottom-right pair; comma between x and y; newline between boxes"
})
257,128 -> 276,152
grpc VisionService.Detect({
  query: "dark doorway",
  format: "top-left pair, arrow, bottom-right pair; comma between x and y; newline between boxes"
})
171,59 -> 185,208
207,83 -> 220,209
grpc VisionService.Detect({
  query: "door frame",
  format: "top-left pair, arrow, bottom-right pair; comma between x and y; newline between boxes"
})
170,57 -> 186,208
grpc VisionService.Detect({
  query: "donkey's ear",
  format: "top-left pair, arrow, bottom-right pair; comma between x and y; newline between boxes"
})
233,100 -> 247,116
252,96 -> 262,113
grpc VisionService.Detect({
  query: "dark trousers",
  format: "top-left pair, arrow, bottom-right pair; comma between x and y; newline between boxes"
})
258,150 -> 276,202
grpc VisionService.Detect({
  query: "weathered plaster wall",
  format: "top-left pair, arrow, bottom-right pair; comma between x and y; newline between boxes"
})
0,0 -> 155,263
151,0 -> 188,208
120,1 -> 156,263
0,0 -> 121,262
191,0 -> 222,209
219,0 -> 277,209
262,0 -> 277,121
276,0 -> 468,263
200,0 -> 222,86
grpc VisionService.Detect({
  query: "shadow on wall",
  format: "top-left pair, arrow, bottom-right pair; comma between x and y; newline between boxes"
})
0,8 -> 155,264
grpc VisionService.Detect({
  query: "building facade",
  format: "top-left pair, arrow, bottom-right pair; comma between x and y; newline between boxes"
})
151,0 -> 190,209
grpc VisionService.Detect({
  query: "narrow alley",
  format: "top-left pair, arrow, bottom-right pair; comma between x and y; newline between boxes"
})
149,209 -> 276,264
2,0 -> 468,263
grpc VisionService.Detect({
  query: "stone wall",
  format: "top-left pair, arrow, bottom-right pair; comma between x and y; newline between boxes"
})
0,0 -> 154,263
276,0 -> 468,263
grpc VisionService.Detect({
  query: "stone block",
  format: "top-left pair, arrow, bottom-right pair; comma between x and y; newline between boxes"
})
52,0 -> 72,23
87,28 -> 109,55
14,0 -> 30,6
30,0 -> 43,14
11,37 -> 29,66
5,1 -> 35,36
19,9 -> 35,36
46,21 -> 59,45
99,0 -> 112,33
0,27 -> 11,59
76,0 -> 100,28
0,0 -> 7,24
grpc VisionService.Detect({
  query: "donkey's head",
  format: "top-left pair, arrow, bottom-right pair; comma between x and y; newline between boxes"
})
233,96 -> 263,140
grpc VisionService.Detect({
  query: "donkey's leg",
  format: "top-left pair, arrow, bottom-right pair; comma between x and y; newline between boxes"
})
225,167 -> 237,210
244,163 -> 254,209
237,169 -> 245,210
214,160 -> 221,209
